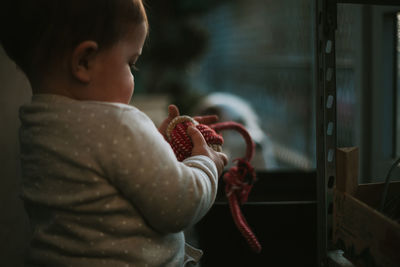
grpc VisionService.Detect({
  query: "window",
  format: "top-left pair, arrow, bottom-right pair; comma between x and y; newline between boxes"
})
187,0 -> 316,170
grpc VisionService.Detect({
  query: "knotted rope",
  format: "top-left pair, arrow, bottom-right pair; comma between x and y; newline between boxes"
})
166,116 -> 262,253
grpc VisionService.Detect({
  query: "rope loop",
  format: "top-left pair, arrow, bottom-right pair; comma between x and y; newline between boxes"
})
223,158 -> 256,204
167,115 -> 262,253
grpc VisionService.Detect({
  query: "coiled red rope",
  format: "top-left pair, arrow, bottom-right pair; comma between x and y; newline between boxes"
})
167,116 -> 262,253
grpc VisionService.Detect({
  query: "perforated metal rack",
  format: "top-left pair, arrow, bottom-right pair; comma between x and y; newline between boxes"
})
316,0 -> 400,266
315,0 -> 337,266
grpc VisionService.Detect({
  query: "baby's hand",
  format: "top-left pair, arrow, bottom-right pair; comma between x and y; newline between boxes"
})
187,126 -> 228,176
159,104 -> 220,140
158,105 -> 180,139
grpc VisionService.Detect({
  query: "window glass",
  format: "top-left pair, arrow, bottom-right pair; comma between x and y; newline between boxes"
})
135,0 -> 316,171
336,4 -> 360,150
186,0 -> 316,170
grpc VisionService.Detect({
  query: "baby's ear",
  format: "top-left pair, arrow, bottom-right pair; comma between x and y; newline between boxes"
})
71,41 -> 98,83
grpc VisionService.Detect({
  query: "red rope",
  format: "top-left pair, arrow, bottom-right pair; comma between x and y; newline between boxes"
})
167,116 -> 262,253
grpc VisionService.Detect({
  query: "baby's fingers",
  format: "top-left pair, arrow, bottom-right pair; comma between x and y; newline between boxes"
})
187,126 -> 207,152
193,114 -> 218,125
217,151 -> 228,166
158,105 -> 180,138
168,105 -> 180,119
187,126 -> 228,176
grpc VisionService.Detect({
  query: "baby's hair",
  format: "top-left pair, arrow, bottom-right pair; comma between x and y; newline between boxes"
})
1,0 -> 148,85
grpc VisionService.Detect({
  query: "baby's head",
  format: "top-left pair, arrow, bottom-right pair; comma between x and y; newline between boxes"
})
1,0 -> 148,103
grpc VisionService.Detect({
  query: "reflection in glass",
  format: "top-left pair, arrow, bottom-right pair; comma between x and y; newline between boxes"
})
133,0 -> 316,171
187,0 -> 315,170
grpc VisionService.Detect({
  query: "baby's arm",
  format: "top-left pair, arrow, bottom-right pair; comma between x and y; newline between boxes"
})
105,107 -> 226,233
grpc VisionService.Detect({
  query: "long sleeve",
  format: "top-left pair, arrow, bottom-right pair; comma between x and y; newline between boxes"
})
19,94 -> 215,266
103,107 -> 219,233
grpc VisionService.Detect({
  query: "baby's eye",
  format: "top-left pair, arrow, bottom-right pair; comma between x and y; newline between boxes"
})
129,63 -> 139,73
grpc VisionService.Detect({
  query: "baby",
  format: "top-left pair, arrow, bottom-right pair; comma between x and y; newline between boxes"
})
1,0 -> 227,266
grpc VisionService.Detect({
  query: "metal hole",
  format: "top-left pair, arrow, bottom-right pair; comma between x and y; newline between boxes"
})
327,149 -> 334,162
325,40 -> 332,54
327,122 -> 334,136
328,175 -> 335,188
326,95 -> 334,109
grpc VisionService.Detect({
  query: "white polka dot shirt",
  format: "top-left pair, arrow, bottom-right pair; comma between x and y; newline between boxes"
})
19,94 -> 218,266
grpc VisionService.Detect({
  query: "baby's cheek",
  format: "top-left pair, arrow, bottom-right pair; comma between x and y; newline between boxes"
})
130,74 -> 135,91
126,73 -> 135,99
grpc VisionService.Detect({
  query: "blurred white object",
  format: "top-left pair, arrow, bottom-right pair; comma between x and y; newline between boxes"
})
193,92 -> 278,170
